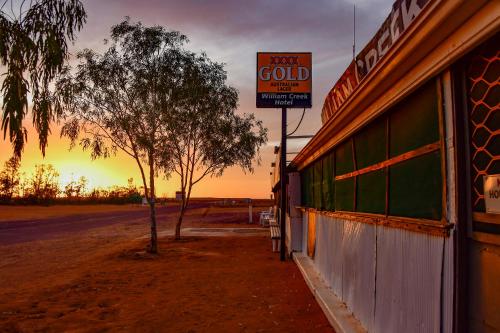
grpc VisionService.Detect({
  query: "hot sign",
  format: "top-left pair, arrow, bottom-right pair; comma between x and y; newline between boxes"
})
484,174 -> 500,214
256,52 -> 312,108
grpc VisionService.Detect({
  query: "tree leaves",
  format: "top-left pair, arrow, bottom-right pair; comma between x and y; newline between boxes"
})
1,68 -> 29,154
55,18 -> 268,241
160,44 -> 268,236
164,53 -> 268,181
0,155 -> 21,200
0,0 -> 86,157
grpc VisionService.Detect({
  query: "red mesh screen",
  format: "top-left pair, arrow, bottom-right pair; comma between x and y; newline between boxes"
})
467,37 -> 500,212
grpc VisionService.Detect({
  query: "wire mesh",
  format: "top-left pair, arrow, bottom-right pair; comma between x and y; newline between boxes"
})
467,38 -> 500,212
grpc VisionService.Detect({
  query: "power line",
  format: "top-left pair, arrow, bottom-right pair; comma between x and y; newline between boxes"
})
286,108 -> 306,136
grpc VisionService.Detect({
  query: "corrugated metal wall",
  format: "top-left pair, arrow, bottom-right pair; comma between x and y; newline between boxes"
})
302,213 -> 308,254
442,236 -> 453,333
374,227 -> 443,332
301,213 -> 454,333
287,173 -> 303,252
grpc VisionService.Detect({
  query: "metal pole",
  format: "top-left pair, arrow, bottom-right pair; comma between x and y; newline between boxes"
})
353,4 -> 356,60
280,107 -> 287,261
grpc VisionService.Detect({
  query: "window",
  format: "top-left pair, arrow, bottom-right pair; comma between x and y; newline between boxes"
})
355,116 -> 386,168
389,81 -> 439,157
386,80 -> 442,219
322,152 -> 335,211
357,169 -> 386,214
389,152 -> 442,220
299,79 -> 444,222
354,117 -> 387,214
335,139 -> 354,175
335,140 -> 355,211
335,178 -> 355,211
313,160 -> 323,209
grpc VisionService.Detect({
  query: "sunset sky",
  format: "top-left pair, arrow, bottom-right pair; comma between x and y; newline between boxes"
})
0,0 -> 394,198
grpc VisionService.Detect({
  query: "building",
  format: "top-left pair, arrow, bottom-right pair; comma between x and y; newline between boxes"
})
281,0 -> 499,332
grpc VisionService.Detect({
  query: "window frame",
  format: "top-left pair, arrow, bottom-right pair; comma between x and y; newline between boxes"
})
298,78 -> 450,236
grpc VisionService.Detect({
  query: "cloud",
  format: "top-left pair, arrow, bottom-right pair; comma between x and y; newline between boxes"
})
5,0 -> 396,197
74,0 -> 397,146
81,0 -> 392,56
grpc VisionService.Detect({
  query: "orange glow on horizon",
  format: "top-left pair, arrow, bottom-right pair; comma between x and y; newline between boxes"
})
0,122 -> 272,198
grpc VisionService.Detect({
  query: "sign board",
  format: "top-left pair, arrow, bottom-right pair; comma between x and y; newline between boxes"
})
256,52 -> 312,108
321,0 -> 431,123
484,174 -> 500,214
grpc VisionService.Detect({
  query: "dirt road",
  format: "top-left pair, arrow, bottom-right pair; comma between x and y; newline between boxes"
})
0,204 -> 208,245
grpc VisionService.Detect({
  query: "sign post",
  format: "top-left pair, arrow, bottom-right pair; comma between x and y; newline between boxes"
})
256,52 -> 312,261
280,107 -> 287,261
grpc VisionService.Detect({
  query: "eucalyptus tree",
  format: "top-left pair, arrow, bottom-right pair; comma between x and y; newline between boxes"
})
0,0 -> 86,157
25,163 -> 59,202
0,155 -> 20,200
56,19 -> 188,253
162,53 -> 268,240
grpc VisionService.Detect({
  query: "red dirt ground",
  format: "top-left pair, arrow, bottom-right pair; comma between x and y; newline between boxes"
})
0,207 -> 334,332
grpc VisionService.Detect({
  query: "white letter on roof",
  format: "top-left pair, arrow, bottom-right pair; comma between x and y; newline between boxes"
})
401,0 -> 422,29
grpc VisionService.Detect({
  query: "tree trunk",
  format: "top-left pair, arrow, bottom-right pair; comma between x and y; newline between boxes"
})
148,156 -> 158,253
175,204 -> 185,240
149,199 -> 158,253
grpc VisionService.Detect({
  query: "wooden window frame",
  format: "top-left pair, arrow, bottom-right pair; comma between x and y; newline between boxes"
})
335,142 -> 440,181
298,78 -> 450,236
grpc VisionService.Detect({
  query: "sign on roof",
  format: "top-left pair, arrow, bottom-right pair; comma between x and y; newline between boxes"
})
256,52 -> 312,108
321,0 -> 431,123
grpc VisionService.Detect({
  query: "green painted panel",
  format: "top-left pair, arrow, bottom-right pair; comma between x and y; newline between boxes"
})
389,80 -> 439,157
301,167 -> 313,207
322,152 -> 335,211
355,117 -> 387,169
300,170 -> 307,206
335,178 -> 355,212
389,151 -> 442,220
357,169 -> 386,214
309,166 -> 314,207
335,139 -> 354,175
314,160 -> 323,209
305,166 -> 313,207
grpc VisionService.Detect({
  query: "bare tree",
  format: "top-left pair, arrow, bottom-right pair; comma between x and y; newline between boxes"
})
0,0 -> 86,157
56,19 -> 188,253
162,53 -> 268,240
